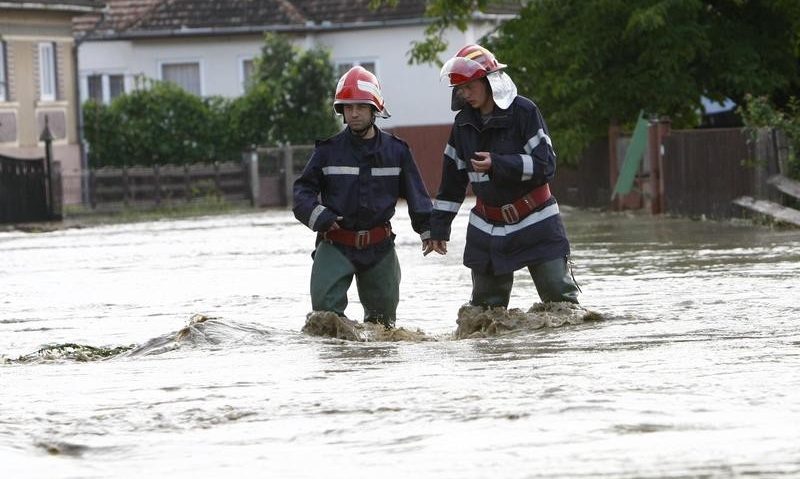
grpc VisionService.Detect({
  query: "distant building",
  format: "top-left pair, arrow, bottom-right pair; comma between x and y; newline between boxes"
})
1,0 -> 104,204
74,0 -> 519,194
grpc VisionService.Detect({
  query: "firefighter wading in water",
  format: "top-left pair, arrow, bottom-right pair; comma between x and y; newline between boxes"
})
424,44 -> 580,307
293,66 -> 434,328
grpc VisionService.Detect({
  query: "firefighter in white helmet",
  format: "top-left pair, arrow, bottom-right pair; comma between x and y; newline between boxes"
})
425,44 -> 580,308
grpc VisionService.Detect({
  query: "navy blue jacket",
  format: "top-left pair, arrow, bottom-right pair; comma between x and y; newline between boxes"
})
294,127 -> 432,271
431,95 -> 571,275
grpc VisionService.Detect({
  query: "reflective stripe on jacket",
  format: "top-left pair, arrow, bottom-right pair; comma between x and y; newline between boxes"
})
293,127 -> 432,270
431,95 -> 570,275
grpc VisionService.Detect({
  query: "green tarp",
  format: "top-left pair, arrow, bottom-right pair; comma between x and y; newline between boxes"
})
612,111 -> 649,199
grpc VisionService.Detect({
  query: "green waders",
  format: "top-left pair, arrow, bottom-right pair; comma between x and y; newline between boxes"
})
471,256 -> 579,308
310,241 -> 401,327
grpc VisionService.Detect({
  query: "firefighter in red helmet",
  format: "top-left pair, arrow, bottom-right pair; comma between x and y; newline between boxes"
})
294,66 -> 434,329
333,66 -> 390,136
425,44 -> 581,308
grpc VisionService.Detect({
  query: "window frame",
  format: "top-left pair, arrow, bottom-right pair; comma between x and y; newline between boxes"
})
0,40 -> 7,102
334,58 -> 379,78
239,56 -> 255,94
38,42 -> 57,102
158,59 -> 204,96
86,73 -> 103,103
108,74 -> 125,100
84,72 -> 127,104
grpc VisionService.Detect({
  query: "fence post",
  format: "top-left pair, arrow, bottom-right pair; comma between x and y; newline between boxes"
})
39,115 -> 55,219
648,118 -> 670,215
283,145 -> 293,207
184,163 -> 191,202
213,161 -> 221,195
89,168 -> 97,209
248,149 -> 260,207
153,164 -> 161,206
122,165 -> 129,205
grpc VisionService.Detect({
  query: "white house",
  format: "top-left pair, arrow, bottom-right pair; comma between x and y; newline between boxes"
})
74,0 -> 518,193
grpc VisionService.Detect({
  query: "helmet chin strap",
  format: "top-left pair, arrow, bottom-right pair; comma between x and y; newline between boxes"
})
347,109 -> 375,140
349,114 -> 376,138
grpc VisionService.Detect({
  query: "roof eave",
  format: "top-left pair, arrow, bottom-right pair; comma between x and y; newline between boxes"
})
81,13 -> 516,41
0,1 -> 104,13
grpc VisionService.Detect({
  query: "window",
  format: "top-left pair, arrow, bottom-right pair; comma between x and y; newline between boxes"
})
109,75 -> 124,99
161,61 -> 201,95
240,58 -> 255,93
87,74 -> 102,102
38,42 -> 57,101
87,73 -> 126,103
335,60 -> 377,77
0,41 -> 7,102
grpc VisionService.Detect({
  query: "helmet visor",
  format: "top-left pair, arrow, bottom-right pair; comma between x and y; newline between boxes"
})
439,57 -> 487,87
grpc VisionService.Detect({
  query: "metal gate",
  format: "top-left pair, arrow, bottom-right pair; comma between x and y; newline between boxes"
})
0,154 -> 49,223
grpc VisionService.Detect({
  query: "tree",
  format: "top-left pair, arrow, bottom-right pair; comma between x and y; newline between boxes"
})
486,0 -> 800,162
739,94 -> 800,180
232,33 -> 339,147
377,0 -> 800,163
371,0 -> 501,64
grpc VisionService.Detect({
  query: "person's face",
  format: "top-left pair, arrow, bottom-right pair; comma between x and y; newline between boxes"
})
343,103 -> 374,131
456,78 -> 493,114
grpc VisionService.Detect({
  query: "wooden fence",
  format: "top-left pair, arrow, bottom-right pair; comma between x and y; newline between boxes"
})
661,128 -> 758,219
88,161 -> 253,209
1,154 -> 49,223
549,139 -> 611,209
250,145 -> 314,207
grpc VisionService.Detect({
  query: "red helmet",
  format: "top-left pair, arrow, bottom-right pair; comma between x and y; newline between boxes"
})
334,66 -> 390,118
440,44 -> 507,87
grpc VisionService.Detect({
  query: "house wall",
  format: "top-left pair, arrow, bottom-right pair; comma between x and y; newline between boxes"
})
77,22 -> 499,129
0,9 -> 83,204
390,123 -> 452,195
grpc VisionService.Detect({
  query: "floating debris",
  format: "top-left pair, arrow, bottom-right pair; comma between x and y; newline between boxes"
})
302,311 -> 435,342
4,306 -> 607,364
11,343 -> 134,364
302,311 -> 364,341
454,302 -> 604,339
5,313 -> 272,363
124,313 -> 270,357
35,440 -> 90,456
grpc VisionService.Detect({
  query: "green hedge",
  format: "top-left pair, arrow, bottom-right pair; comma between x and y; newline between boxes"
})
83,80 -> 236,167
84,34 -> 340,168
739,94 -> 800,181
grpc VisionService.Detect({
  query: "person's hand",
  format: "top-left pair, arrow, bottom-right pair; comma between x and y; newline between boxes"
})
471,152 -> 492,174
422,240 -> 448,256
327,216 -> 344,231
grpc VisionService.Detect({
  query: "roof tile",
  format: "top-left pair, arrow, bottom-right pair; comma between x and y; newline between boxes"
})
74,0 -> 519,37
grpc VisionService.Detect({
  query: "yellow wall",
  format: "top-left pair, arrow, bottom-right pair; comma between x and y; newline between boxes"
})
1,8 -> 83,204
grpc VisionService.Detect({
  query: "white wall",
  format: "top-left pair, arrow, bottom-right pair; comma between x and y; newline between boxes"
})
311,24 -> 495,128
77,22 -> 502,128
79,36 -> 264,98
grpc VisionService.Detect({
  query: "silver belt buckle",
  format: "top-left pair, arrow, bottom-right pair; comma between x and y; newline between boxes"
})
356,230 -> 371,249
501,204 -> 520,224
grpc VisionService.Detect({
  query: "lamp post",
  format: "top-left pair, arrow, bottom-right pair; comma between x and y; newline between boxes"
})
40,115 -> 54,218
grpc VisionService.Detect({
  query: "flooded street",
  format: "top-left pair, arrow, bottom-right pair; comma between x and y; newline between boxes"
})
2,200 -> 799,478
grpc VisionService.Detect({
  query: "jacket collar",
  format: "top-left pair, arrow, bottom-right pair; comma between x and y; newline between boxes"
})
456,101 -> 514,130
346,125 -> 383,150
